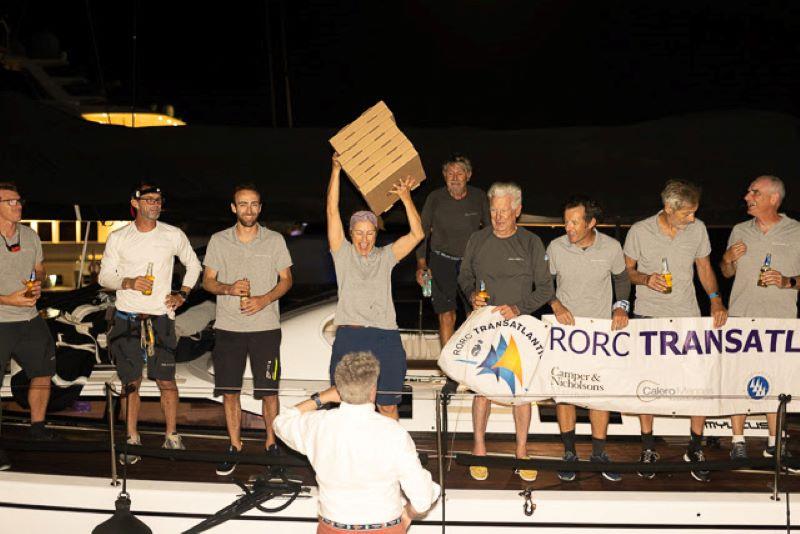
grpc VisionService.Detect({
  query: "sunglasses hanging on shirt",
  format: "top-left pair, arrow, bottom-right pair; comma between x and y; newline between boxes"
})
1,234 -> 20,253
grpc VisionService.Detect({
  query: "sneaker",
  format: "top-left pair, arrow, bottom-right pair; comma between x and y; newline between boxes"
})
515,457 -> 538,482
590,451 -> 621,482
0,449 -> 10,471
162,433 -> 186,450
637,449 -> 659,479
557,450 -> 578,482
764,445 -> 800,474
730,441 -> 748,461
683,449 -> 711,482
118,435 -> 142,465
215,444 -> 240,476
29,422 -> 60,441
469,465 -> 489,481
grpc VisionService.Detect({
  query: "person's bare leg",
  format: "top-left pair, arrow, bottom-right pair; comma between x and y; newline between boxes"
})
690,416 -> 705,437
28,376 -> 51,423
438,310 -> 456,347
377,404 -> 399,421
513,403 -> 532,459
639,414 -> 653,434
767,412 -> 777,441
262,395 -> 279,448
472,396 -> 491,456
556,403 -> 576,433
125,378 -> 143,438
223,392 -> 242,450
732,414 -> 746,436
589,409 -> 610,440
156,379 -> 179,436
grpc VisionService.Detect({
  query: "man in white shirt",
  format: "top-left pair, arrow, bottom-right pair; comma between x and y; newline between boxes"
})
99,182 -> 201,463
273,352 -> 440,533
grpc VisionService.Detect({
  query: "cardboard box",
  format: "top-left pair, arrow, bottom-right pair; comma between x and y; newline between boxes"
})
329,101 -> 426,214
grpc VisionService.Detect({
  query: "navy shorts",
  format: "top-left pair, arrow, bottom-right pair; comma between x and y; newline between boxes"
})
212,328 -> 281,398
0,316 -> 56,388
329,326 -> 407,406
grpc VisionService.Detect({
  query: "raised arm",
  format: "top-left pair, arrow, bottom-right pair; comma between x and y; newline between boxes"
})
390,177 -> 425,262
326,153 -> 346,253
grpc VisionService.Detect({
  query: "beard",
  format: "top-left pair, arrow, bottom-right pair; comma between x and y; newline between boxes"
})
237,216 -> 258,227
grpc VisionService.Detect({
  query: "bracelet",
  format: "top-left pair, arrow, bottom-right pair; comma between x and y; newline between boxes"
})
612,300 -> 630,313
708,291 -> 720,300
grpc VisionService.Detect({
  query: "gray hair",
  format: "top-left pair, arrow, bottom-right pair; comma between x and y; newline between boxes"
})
756,175 -> 785,203
349,210 -> 378,231
660,179 -> 701,210
442,154 -> 473,176
334,352 -> 380,404
487,182 -> 522,209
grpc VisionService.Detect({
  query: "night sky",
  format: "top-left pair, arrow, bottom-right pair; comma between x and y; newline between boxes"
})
6,1 -> 800,129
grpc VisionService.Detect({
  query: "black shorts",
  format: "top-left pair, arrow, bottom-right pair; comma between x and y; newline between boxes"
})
212,329 -> 281,398
0,316 -> 56,387
109,311 -> 177,384
429,250 -> 467,315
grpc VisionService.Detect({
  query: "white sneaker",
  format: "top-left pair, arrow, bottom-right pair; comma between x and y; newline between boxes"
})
119,435 -> 142,465
163,433 -> 186,450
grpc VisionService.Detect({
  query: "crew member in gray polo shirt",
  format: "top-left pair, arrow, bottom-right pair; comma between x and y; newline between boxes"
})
721,175 -> 800,465
415,154 -> 490,347
624,179 -> 728,483
458,182 -> 554,482
546,196 -> 630,483
325,153 -> 424,421
203,183 -> 293,475
0,182 -> 58,470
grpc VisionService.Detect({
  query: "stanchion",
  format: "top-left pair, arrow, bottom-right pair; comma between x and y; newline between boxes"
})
105,384 -> 119,487
435,388 -> 446,534
772,393 -> 792,502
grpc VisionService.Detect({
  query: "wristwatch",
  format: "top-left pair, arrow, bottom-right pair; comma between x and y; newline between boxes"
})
790,277 -> 798,289
177,290 -> 189,300
311,392 -> 323,409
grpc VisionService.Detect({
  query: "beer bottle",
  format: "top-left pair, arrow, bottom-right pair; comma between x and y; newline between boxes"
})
757,253 -> 772,287
24,270 -> 36,298
476,280 -> 490,303
661,257 -> 672,294
143,262 -> 154,296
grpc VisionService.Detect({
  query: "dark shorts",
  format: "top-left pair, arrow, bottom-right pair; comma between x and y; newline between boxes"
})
212,328 -> 281,398
429,250 -> 466,315
109,311 -> 177,384
330,326 -> 407,406
0,315 -> 56,387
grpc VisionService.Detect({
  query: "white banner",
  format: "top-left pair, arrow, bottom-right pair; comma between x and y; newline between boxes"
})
440,312 -> 800,415
437,307 -> 550,405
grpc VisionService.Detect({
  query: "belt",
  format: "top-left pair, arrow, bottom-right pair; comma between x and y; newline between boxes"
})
339,324 -> 366,329
116,310 -> 164,321
320,516 -> 402,531
432,249 -> 462,261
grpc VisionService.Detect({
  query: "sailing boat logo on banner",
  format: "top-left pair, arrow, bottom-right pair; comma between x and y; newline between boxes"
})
477,334 -> 524,394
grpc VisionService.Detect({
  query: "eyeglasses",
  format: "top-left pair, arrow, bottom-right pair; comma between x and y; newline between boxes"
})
138,197 -> 163,205
0,198 -> 24,206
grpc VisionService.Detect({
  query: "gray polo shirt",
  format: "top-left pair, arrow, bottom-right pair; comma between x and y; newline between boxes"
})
727,215 -> 800,318
458,226 -> 554,315
547,230 -> 626,319
415,186 -> 490,259
0,225 -> 42,322
204,225 -> 293,332
332,241 -> 398,330
623,212 -> 711,317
